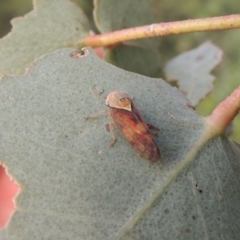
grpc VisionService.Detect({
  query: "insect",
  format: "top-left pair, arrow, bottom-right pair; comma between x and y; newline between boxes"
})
86,90 -> 160,162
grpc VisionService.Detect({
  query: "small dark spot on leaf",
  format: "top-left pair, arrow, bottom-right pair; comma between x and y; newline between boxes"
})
185,228 -> 190,233
164,208 -> 169,214
192,215 -> 196,220
195,182 -> 203,193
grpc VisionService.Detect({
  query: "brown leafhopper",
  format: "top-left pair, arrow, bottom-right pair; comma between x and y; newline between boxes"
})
87,90 -> 160,162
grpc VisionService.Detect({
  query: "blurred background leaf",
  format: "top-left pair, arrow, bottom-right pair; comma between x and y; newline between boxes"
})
164,41 -> 223,106
0,0 -> 90,76
0,0 -> 32,38
93,0 -> 163,77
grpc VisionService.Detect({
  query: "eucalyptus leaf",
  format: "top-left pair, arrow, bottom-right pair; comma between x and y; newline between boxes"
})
0,0 -> 90,77
0,48 -> 239,240
94,0 -> 162,77
164,41 -> 223,106
105,45 -> 162,78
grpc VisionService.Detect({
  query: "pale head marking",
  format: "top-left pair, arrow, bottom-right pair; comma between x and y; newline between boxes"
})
106,90 -> 132,111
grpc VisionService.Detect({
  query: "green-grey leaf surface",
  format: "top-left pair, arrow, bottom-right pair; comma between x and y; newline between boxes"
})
94,0 -> 162,77
0,48 -> 239,240
164,41 -> 223,106
0,0 -> 90,77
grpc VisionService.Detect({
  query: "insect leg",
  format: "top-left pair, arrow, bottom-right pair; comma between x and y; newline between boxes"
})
146,123 -> 160,136
108,120 -> 116,146
85,110 -> 108,120
147,123 -> 160,131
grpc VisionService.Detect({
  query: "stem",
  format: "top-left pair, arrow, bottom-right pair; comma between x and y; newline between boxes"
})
205,86 -> 240,135
80,14 -> 240,48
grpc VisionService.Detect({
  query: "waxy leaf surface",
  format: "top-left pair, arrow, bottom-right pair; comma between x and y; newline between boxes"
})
0,48 -> 239,240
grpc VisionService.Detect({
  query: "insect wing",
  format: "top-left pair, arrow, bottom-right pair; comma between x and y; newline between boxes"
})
109,105 -> 160,162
